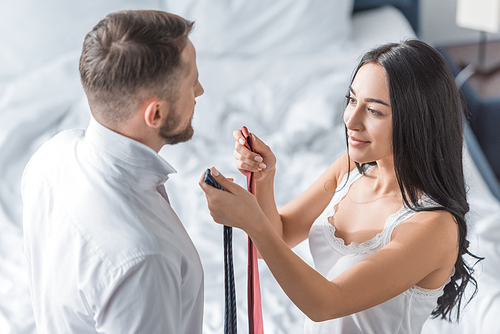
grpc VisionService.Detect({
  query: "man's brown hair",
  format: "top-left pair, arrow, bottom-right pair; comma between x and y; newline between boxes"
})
79,10 -> 194,125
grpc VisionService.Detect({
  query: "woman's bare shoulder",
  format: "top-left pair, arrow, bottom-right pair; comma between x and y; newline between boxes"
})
393,209 -> 459,262
396,208 -> 457,236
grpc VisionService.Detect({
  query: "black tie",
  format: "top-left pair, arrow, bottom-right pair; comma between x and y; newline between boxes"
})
203,169 -> 237,334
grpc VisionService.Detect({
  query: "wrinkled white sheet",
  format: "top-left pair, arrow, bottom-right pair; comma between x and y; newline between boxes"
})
0,4 -> 498,334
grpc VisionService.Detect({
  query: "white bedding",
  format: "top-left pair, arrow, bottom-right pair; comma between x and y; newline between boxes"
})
0,2 -> 498,333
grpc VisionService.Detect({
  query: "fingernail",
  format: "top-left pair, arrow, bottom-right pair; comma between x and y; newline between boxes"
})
254,156 -> 263,162
238,138 -> 246,145
212,167 -> 220,176
259,163 -> 266,169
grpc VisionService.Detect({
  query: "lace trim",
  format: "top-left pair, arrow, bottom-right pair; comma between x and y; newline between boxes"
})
322,165 -> 393,255
406,267 -> 456,299
321,166 -> 440,255
321,167 -> 367,254
380,195 -> 441,247
323,205 -> 414,255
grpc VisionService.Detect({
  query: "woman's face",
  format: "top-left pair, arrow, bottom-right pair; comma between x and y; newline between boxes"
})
343,62 -> 393,165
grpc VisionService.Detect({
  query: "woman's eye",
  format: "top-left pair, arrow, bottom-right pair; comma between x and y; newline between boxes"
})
368,108 -> 381,116
346,95 -> 356,104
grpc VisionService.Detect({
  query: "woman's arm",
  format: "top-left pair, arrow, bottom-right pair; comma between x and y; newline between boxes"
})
199,172 -> 458,321
277,152 -> 351,247
233,129 -> 351,248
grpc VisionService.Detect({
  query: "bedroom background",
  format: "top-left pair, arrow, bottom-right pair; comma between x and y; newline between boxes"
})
1,0 -> 499,333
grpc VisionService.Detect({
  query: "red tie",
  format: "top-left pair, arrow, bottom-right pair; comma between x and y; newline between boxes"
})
241,126 -> 264,334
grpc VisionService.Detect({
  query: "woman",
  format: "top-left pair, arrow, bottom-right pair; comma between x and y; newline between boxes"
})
199,40 -> 481,333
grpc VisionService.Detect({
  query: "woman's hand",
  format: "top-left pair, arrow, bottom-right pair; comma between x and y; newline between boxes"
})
199,167 -> 269,235
233,130 -> 276,182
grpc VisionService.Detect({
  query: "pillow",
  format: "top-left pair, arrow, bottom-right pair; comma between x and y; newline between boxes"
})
164,0 -> 355,57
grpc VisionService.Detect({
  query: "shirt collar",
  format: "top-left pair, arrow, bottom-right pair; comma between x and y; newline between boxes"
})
83,117 -> 176,188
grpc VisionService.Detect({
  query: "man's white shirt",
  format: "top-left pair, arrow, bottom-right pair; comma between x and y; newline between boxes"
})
22,117 -> 204,333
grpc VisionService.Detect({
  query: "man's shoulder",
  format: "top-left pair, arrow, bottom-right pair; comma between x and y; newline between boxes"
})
22,128 -> 85,186
42,128 -> 85,152
28,129 -> 84,165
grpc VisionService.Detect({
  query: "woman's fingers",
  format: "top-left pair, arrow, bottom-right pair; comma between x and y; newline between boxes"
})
232,129 -> 242,139
233,129 -> 277,182
233,146 -> 266,172
233,132 -> 267,168
199,167 -> 259,230
233,138 -> 264,162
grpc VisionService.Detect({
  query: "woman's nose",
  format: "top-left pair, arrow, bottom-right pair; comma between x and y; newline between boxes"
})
344,106 -> 364,131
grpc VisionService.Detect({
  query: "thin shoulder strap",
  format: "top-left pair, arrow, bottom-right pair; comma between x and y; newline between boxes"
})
381,195 -> 440,246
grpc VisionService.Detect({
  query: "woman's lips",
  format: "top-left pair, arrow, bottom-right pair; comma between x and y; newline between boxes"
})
348,136 -> 370,147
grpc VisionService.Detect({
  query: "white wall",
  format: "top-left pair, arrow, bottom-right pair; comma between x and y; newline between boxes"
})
420,0 -> 500,46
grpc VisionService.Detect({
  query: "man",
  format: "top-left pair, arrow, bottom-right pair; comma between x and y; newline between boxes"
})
22,10 -> 204,333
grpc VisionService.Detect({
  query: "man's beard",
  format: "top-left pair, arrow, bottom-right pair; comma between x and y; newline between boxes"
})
158,105 -> 194,145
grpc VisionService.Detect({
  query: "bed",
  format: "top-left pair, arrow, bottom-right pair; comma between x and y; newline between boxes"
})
1,0 -> 499,333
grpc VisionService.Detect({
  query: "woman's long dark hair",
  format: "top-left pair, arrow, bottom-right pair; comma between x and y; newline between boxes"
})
347,40 -> 483,321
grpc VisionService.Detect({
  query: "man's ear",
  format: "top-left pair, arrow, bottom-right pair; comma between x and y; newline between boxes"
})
143,99 -> 169,129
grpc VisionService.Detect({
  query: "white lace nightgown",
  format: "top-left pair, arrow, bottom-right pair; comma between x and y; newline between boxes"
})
305,167 -> 452,334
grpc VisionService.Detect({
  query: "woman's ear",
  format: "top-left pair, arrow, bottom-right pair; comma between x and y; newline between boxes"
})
143,99 -> 169,129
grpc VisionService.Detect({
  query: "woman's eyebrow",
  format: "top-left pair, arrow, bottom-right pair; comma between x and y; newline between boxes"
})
349,86 -> 390,107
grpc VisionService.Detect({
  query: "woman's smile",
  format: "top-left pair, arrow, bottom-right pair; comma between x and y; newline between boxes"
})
348,135 -> 370,147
